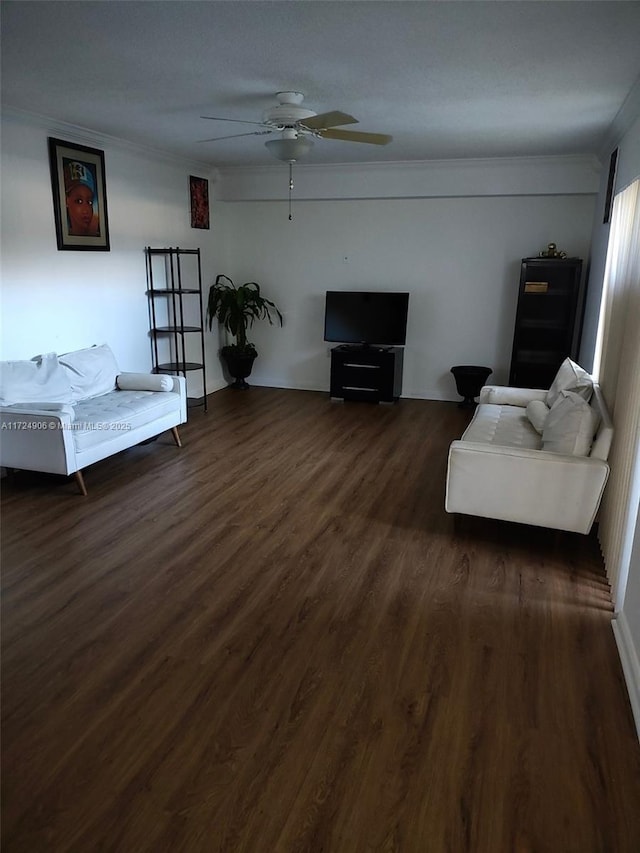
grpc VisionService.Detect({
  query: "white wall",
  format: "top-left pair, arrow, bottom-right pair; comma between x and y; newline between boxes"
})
584,109 -> 640,739
217,182 -> 596,400
0,110 -> 227,398
1,111 -> 600,405
614,112 -> 640,192
614,510 -> 640,739
581,114 -> 640,370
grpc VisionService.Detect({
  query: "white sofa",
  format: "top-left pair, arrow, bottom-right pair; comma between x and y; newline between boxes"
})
445,358 -> 613,534
0,344 -> 187,494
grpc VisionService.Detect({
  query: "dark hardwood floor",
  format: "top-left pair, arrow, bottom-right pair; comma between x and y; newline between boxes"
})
2,387 -> 639,852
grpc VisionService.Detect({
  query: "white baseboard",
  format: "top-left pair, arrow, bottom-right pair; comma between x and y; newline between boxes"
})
612,613 -> 640,742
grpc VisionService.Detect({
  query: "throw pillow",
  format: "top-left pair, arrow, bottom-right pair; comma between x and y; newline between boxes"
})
0,352 -> 74,406
58,343 -> 120,400
526,399 -> 550,434
484,386 -> 548,407
546,357 -> 593,408
542,390 -> 600,456
117,373 -> 174,392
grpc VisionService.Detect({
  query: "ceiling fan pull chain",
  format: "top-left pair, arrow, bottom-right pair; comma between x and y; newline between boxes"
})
288,162 -> 294,221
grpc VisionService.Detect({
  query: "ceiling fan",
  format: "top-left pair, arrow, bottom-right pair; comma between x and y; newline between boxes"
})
200,91 -> 392,162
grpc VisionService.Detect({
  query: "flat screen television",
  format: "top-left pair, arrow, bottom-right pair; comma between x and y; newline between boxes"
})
324,290 -> 409,347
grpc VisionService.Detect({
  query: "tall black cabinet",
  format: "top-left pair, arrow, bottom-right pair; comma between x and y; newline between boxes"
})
509,257 -> 585,389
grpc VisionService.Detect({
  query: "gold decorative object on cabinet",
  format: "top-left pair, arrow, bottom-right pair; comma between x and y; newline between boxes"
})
538,242 -> 567,258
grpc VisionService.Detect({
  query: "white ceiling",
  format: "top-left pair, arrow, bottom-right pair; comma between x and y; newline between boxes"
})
2,1 -> 640,168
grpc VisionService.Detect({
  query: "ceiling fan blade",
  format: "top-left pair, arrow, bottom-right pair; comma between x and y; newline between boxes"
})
300,111 -> 358,130
197,129 -> 274,143
201,115 -> 269,127
319,128 -> 393,145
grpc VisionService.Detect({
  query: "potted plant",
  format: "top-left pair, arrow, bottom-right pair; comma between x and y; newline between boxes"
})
206,274 -> 283,389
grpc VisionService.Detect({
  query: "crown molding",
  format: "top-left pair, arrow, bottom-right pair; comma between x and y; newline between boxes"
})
3,105 -> 603,200
1,105 -> 219,179
599,74 -> 640,162
216,154 -> 601,202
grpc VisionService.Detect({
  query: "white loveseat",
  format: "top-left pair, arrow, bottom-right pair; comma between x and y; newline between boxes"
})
0,344 -> 187,494
445,358 -> 613,534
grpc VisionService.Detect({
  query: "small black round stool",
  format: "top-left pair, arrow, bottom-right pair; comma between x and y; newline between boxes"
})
451,365 -> 492,408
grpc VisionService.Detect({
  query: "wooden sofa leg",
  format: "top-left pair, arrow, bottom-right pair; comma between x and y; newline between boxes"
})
74,470 -> 88,496
171,427 -> 182,448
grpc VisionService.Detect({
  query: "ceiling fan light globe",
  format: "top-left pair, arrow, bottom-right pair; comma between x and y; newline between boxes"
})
265,137 -> 314,162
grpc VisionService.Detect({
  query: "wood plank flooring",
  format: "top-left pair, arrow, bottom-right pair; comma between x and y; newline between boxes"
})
2,387 -> 640,852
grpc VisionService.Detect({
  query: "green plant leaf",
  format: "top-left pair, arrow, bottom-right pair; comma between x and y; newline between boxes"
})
206,275 -> 283,349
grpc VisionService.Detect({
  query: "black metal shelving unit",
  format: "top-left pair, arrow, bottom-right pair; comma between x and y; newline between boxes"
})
145,246 -> 207,412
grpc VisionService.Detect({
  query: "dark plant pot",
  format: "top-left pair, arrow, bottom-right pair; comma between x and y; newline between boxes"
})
451,365 -> 492,408
221,347 -> 257,390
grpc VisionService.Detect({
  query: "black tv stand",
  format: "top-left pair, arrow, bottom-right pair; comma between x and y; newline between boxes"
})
336,344 -> 392,353
330,345 -> 404,403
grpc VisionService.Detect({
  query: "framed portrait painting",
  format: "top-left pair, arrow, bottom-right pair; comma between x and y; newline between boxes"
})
48,137 -> 110,251
190,175 -> 210,229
